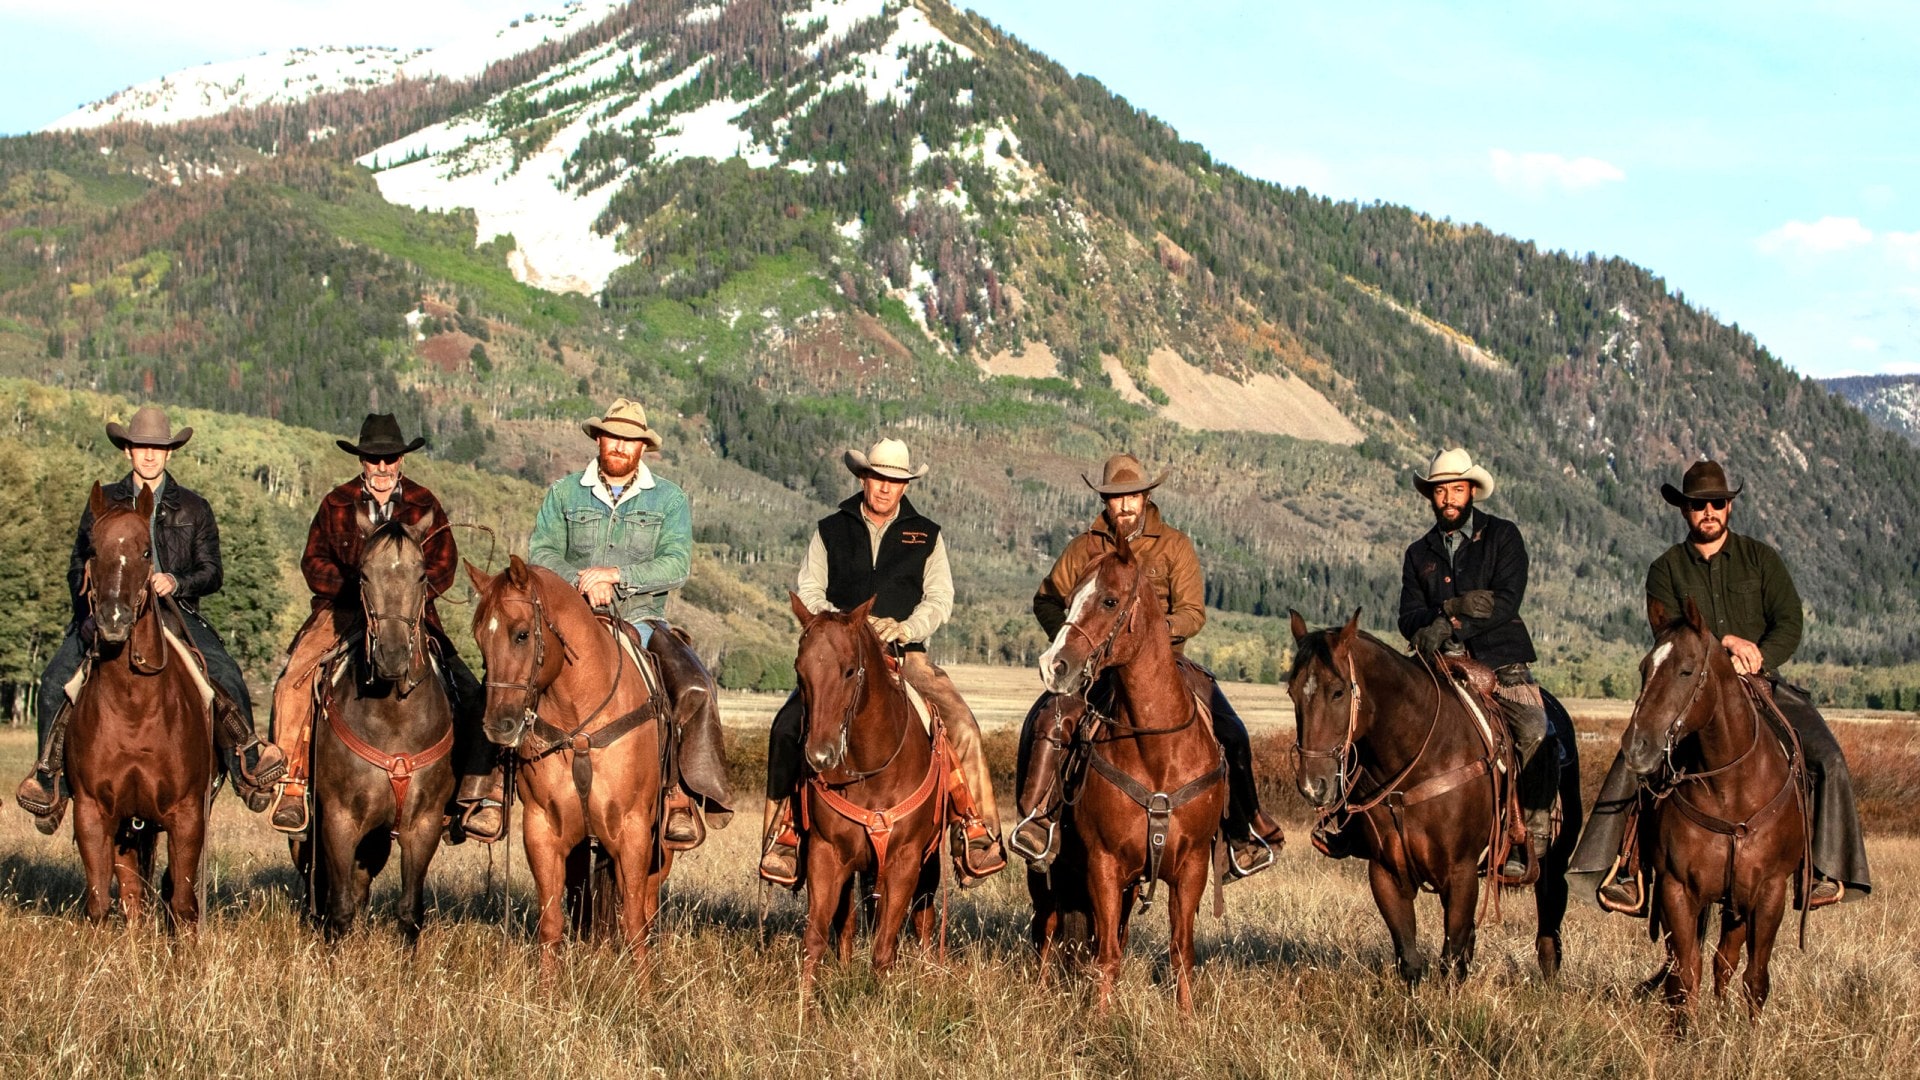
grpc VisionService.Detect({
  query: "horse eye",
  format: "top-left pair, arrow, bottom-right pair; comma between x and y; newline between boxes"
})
1680,670 -> 1693,678
514,630 -> 530,644
1102,597 -> 1118,609
1330,688 -> 1345,701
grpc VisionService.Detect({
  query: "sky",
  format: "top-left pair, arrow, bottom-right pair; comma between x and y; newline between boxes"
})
1,0 -> 1914,380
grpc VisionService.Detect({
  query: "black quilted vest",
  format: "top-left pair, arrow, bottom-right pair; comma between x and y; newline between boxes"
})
819,494 -> 940,623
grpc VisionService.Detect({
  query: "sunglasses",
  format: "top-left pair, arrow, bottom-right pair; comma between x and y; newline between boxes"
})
363,454 -> 403,466
1686,497 -> 1729,512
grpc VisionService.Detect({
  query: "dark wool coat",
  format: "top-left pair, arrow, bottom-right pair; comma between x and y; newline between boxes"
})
1397,510 -> 1537,668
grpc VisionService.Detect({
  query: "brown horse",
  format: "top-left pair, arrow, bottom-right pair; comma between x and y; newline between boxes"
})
1030,539 -> 1225,1010
467,555 -> 670,966
295,512 -> 455,942
787,594 -> 946,1000
1287,610 -> 1580,984
1621,597 -> 1808,1025
64,482 -> 217,927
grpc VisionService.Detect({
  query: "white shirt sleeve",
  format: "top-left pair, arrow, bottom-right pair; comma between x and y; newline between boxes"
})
899,534 -> 953,643
795,530 -> 835,614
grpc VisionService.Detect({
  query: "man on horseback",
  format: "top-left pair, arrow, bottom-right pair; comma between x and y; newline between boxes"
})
1572,459 -> 1872,910
759,438 -> 1007,886
1393,447 -> 1553,879
527,397 -> 733,849
267,414 -> 503,840
16,406 -> 286,831
1011,453 -> 1285,878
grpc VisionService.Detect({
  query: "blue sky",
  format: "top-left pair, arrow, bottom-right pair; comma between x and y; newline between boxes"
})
1,0 -> 1914,379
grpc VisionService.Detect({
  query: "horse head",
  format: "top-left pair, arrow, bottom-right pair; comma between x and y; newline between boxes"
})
85,482 -> 156,645
468,555 -> 565,747
1037,537 -> 1147,695
358,506 -> 429,684
789,592 -> 881,774
1286,608 -> 1367,808
1623,597 -> 1723,777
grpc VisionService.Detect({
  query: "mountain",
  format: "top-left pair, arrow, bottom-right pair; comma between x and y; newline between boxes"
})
1825,374 -> 1920,446
2,0 -> 1918,706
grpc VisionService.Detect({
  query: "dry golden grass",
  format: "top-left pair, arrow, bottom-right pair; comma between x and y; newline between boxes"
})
0,722 -> 1914,1079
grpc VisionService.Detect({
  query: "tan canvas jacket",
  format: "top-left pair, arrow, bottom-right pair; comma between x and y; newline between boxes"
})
1032,501 -> 1206,651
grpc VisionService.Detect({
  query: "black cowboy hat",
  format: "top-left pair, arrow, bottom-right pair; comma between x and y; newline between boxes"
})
337,413 -> 427,458
1661,459 -> 1743,507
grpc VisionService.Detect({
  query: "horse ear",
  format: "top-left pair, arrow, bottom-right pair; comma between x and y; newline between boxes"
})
133,482 -> 153,520
1340,608 -> 1362,642
464,559 -> 492,595
1682,595 -> 1706,632
1113,530 -> 1134,562
1647,597 -> 1670,633
507,554 -> 530,588
88,481 -> 108,521
401,516 -> 428,545
1289,609 -> 1309,643
789,591 -> 813,626
354,500 -> 375,538
850,596 -> 877,622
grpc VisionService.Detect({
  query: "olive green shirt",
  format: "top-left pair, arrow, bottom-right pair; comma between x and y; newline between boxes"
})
1645,530 -> 1803,672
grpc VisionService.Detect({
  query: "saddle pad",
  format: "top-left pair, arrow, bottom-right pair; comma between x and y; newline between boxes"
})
1449,679 -> 1503,770
66,626 -> 216,716
899,677 -> 934,735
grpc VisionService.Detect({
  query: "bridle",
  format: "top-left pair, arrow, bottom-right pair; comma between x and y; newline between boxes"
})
1635,633 -> 1758,786
360,571 -> 428,693
804,624 -> 908,784
1291,635 -> 1444,815
481,582 -> 573,746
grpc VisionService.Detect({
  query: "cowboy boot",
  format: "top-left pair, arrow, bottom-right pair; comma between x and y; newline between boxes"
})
451,770 -> 506,844
270,777 -> 310,834
16,700 -> 73,835
1226,810 -> 1285,879
758,796 -> 800,886
211,693 -> 286,813
662,785 -> 704,851
1310,815 -> 1360,859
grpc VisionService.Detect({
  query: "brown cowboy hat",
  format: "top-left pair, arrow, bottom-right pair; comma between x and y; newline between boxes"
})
1412,447 -> 1496,499
336,413 -> 427,458
844,437 -> 929,481
106,406 -> 192,450
581,397 -> 662,448
1661,459 -> 1742,507
1083,453 -> 1166,496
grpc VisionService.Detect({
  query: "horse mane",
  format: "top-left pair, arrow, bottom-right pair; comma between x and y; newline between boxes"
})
1289,627 -> 1403,680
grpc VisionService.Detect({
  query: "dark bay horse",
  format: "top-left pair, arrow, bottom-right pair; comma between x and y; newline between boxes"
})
1031,539 -> 1225,1010
296,511 -> 455,942
787,594 -> 947,1000
1623,598 -> 1808,1025
65,482 -> 216,927
1288,610 -> 1580,984
468,556 -> 670,967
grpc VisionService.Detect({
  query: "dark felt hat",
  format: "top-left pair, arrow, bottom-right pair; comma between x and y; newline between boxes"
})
337,413 -> 426,458
1661,459 -> 1743,507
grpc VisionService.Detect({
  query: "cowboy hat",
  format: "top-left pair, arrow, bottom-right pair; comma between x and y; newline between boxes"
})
336,413 -> 427,458
844,438 -> 929,481
106,406 -> 192,450
581,397 -> 662,448
1661,459 -> 1742,507
1413,447 -> 1496,499
1083,453 -> 1166,496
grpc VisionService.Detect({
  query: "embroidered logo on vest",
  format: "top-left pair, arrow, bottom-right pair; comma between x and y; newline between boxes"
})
899,530 -> 930,545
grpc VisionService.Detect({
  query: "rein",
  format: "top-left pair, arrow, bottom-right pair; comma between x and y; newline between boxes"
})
360,577 -> 429,695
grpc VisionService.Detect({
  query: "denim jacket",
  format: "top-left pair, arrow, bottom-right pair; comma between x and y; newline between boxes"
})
528,460 -> 691,625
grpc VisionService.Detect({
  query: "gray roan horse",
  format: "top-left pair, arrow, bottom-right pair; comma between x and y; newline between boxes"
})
294,511 -> 455,942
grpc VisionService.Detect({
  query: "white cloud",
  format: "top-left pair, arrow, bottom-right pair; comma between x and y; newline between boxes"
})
1884,360 -> 1920,375
1849,336 -> 1882,351
1487,149 -> 1625,194
1754,216 -> 1875,256
1883,230 -> 1920,269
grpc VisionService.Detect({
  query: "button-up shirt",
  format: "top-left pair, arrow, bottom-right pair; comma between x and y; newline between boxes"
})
528,458 -> 691,625
1645,529 -> 1803,672
795,503 -> 954,643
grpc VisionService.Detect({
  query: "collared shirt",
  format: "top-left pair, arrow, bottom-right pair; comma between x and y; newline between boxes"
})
795,503 -> 954,643
1441,510 -> 1475,568
361,481 -> 395,527
1646,529 -> 1803,672
528,457 -> 689,625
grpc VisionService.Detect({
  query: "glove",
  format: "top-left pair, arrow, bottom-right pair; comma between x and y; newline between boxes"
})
867,616 -> 909,645
1442,590 -> 1496,620
1412,616 -> 1455,658
878,620 -> 913,646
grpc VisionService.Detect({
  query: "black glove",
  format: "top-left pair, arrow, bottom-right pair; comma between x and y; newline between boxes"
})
1412,616 -> 1455,658
1442,590 -> 1496,620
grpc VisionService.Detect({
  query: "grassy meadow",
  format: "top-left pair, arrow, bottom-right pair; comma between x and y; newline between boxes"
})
0,691 -> 1915,1078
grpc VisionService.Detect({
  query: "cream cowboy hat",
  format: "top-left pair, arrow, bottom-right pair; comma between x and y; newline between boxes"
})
1413,447 -> 1496,499
844,438 -> 929,481
1083,453 -> 1166,496
581,397 -> 662,448
106,406 -> 193,450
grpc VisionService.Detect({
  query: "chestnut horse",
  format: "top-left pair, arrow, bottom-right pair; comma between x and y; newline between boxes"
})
1621,598 -> 1808,1025
295,512 -> 455,942
1288,610 -> 1580,984
65,482 -> 217,927
467,556 -> 670,965
787,594 -> 945,1000
1031,539 -> 1225,1010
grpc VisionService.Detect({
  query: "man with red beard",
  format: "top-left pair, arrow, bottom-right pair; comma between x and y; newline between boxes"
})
527,399 -> 733,849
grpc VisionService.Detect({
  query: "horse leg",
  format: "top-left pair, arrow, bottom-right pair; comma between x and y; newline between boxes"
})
71,798 -> 116,923
1166,846 -> 1210,1013
1438,866 -> 1479,982
835,870 -> 861,964
112,824 -> 149,926
1711,905 -> 1748,1001
1533,846 -> 1570,980
395,799 -> 445,947
613,836 -> 657,970
1367,860 -> 1424,985
1743,877 -> 1791,1017
869,845 -> 922,977
1028,869 -> 1059,981
1655,875 -> 1703,1031
163,808 -> 207,931
1084,849 -> 1127,1011
802,847 -> 851,1007
523,813 -> 570,974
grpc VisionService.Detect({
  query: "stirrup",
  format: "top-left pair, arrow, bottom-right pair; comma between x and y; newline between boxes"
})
758,835 -> 800,888
951,820 -> 1007,887
1597,857 -> 1646,915
662,800 -> 705,852
270,780 -> 311,836
1008,807 -> 1059,870
1808,878 -> 1845,909
1227,832 -> 1278,879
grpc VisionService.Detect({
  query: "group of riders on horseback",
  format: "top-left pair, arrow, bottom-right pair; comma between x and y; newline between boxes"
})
15,397 -> 1871,940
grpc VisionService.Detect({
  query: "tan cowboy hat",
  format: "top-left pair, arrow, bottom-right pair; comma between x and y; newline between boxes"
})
1083,453 -> 1166,496
1661,459 -> 1742,507
337,413 -> 427,458
106,406 -> 192,450
844,437 -> 929,481
581,397 -> 662,448
1413,447 -> 1495,499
